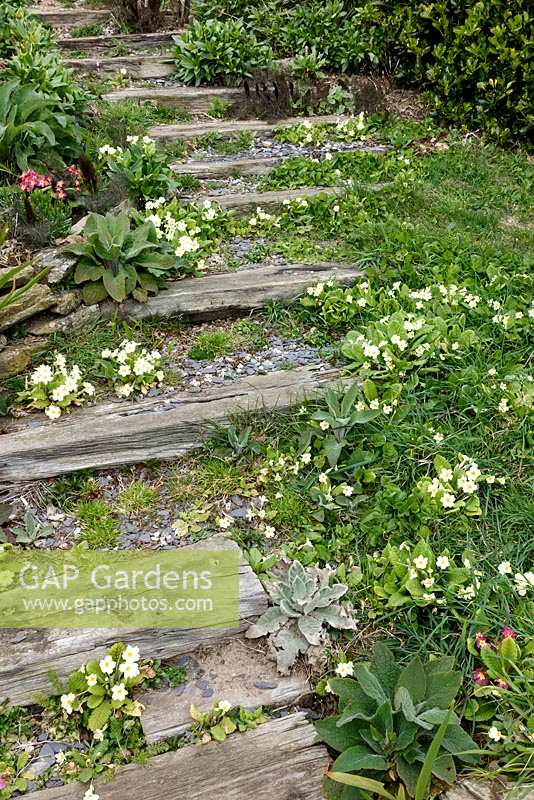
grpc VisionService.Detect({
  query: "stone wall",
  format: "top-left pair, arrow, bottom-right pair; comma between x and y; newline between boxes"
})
0,249 -> 101,377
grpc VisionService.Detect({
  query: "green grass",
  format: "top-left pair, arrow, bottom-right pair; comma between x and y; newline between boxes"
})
188,330 -> 236,360
76,499 -> 120,548
70,23 -> 103,37
188,320 -> 268,361
115,480 -> 160,514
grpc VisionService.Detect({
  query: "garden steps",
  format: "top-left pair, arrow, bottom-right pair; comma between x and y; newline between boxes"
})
172,144 -> 390,179
106,261 -> 362,323
64,54 -> 176,79
139,636 -> 310,742
57,31 -> 181,53
103,85 -> 244,112
24,713 -> 329,800
149,114 -> 348,142
30,7 -> 111,28
0,364 -> 343,482
205,186 -> 345,215
0,538 -> 267,706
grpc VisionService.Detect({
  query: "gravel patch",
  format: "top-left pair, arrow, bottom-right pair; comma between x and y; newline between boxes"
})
172,334 -> 330,393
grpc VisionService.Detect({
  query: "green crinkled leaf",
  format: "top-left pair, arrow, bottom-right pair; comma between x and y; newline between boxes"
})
441,723 -> 480,764
297,614 -> 323,644
314,716 -> 364,752
88,700 -> 112,731
396,656 -> 426,704
431,753 -> 456,785
424,670 -> 461,709
332,745 -> 388,773
396,757 -> 420,796
354,663 -> 388,705
103,268 -> 127,303
370,643 -> 400,698
82,281 -> 108,305
245,605 -> 287,637
74,260 -> 104,284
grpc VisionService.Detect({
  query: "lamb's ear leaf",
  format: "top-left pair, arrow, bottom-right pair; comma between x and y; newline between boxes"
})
245,606 -> 286,638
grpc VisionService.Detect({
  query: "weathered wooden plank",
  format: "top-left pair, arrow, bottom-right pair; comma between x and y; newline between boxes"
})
0,539 -> 267,706
140,637 -> 309,742
103,85 -> 243,111
173,155 -> 284,178
25,713 -> 329,800
149,114 -> 349,142
0,365 -> 342,481
64,54 -> 175,79
444,780 -> 534,800
213,186 -> 345,215
30,8 -> 110,27
110,262 -> 362,323
57,31 -> 181,52
172,143 -> 390,179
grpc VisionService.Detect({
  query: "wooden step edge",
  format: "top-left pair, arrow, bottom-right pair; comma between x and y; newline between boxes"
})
0,538 -> 267,706
149,114 -> 350,142
22,713 -> 329,800
102,86 -> 244,111
64,54 -> 175,79
57,30 -> 182,51
206,186 -> 345,215
139,636 -> 310,742
0,364 -> 345,482
171,144 -> 390,178
30,7 -> 111,26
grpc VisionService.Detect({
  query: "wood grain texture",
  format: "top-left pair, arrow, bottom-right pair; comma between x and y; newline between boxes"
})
30,8 -> 110,26
24,713 -> 329,800
57,31 -> 181,52
172,144 -> 390,179
64,55 -> 175,79
140,637 -> 309,742
149,114 -> 349,142
106,262 -> 362,323
443,781 -> 534,800
0,539 -> 267,706
0,365 -> 343,481
213,186 -> 345,215
103,85 -> 243,110
173,155 -> 284,178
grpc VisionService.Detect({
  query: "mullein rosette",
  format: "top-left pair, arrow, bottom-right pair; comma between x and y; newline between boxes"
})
18,352 -> 95,420
99,340 -> 164,398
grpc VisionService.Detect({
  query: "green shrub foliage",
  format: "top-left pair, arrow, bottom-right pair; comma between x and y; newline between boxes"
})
194,0 -> 533,144
173,19 -> 272,85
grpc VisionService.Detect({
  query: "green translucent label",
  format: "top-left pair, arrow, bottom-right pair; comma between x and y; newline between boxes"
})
0,547 -> 240,629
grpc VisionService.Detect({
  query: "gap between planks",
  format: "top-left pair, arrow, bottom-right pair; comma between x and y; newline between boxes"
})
139,636 -> 310,742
